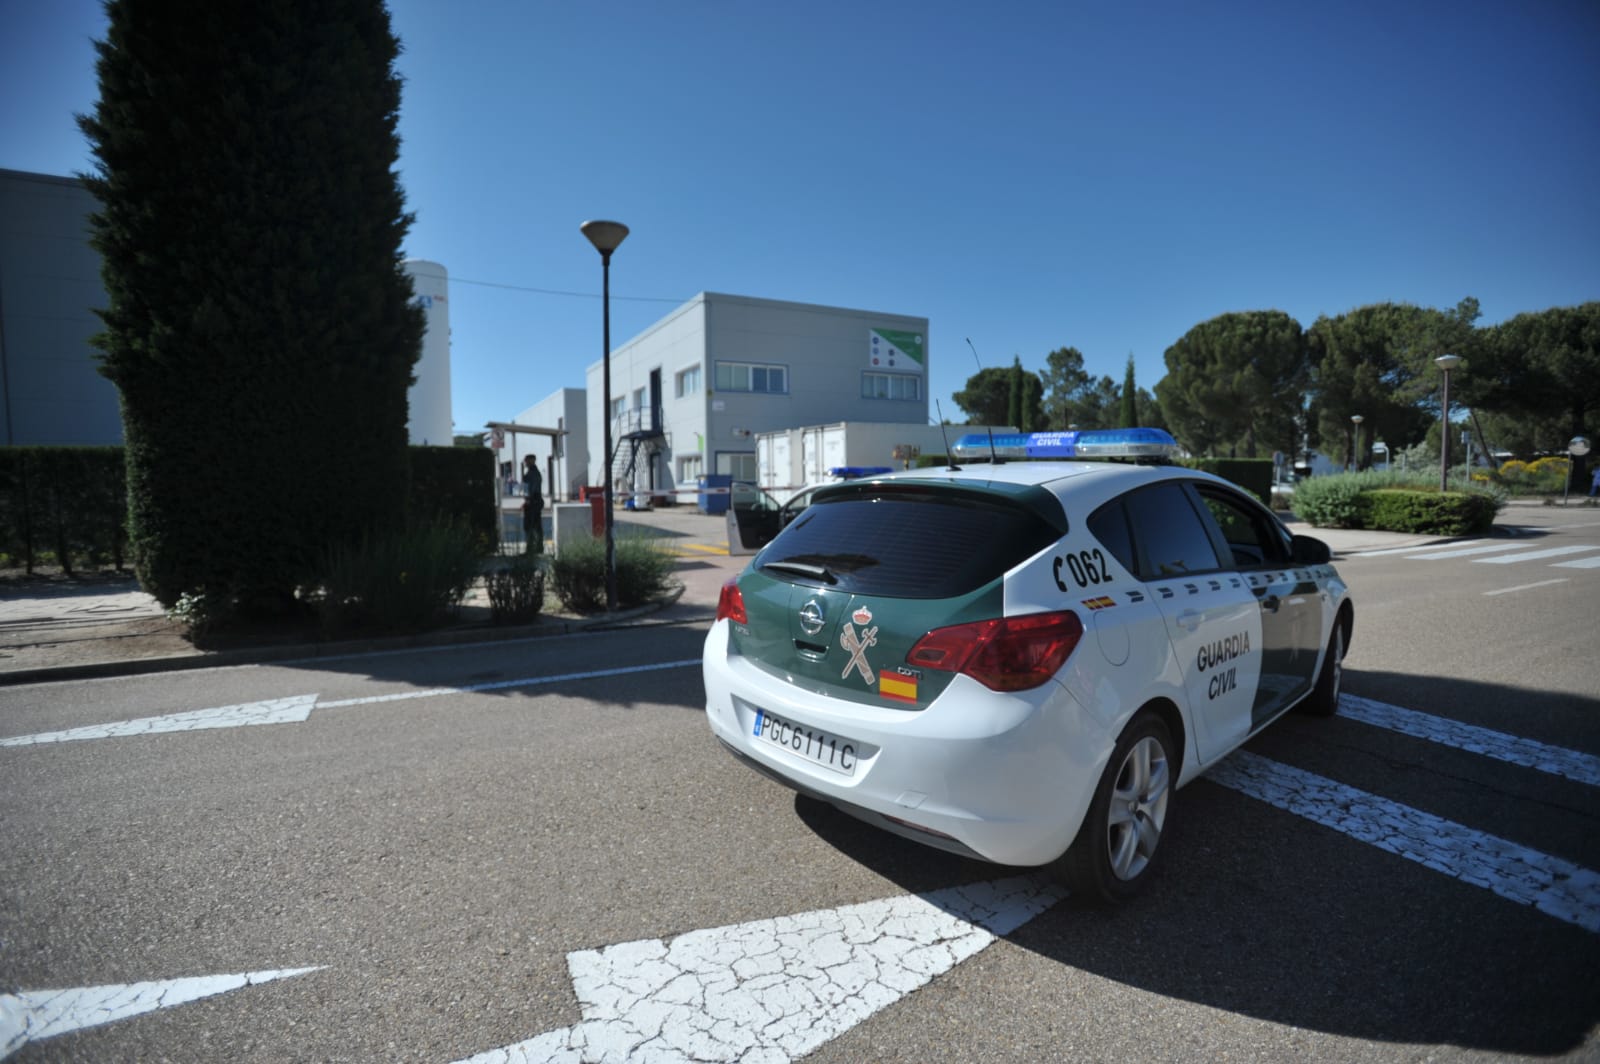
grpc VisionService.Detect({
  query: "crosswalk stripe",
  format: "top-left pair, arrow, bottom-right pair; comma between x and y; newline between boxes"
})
1207,752 -> 1600,933
1552,554 -> 1600,569
1338,694 -> 1600,787
1404,543 -> 1542,560
1473,545 -> 1600,564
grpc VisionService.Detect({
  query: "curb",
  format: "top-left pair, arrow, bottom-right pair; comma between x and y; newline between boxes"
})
0,585 -> 690,687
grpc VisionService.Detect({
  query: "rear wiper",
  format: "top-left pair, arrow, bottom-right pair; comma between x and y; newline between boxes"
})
761,560 -> 837,584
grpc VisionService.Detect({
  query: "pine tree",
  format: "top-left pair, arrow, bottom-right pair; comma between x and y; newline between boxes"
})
80,0 -> 423,615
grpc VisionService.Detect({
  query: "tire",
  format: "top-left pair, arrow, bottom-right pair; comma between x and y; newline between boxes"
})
1057,711 -> 1174,904
1298,622 -> 1346,718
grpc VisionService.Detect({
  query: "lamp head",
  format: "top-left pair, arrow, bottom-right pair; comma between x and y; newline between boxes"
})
581,220 -> 630,256
1434,354 -> 1462,373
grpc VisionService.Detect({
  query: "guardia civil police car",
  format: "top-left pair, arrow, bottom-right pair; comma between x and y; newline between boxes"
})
702,428 -> 1352,902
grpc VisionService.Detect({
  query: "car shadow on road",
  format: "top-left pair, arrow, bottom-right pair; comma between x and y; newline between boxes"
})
789,675 -> 1600,1057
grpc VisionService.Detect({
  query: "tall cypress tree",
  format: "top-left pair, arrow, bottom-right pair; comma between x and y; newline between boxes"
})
80,0 -> 423,614
1120,355 -> 1138,428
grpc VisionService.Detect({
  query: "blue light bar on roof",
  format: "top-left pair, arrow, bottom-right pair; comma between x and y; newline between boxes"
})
950,427 -> 1177,461
828,466 -> 894,478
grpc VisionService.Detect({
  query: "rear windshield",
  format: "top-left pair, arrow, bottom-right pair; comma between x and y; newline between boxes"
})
756,491 -> 1060,599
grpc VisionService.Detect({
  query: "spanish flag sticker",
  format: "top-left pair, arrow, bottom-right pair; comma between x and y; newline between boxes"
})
879,672 -> 919,704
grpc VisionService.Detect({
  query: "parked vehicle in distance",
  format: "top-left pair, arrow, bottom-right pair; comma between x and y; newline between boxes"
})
703,429 -> 1352,902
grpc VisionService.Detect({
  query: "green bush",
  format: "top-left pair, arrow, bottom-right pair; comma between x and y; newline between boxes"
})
1292,470 -> 1504,533
1290,475 -> 1369,528
550,533 -> 676,613
0,446 -> 128,573
410,445 -> 498,555
485,553 -> 547,625
317,521 -> 480,634
1362,490 -> 1498,535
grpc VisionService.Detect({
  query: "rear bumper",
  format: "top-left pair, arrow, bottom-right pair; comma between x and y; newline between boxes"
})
701,620 -> 1114,867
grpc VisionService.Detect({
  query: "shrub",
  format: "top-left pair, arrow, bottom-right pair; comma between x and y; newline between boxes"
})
1292,469 -> 1504,533
485,553 -> 546,625
1362,490 -> 1497,536
1290,475 -> 1369,528
550,533 -> 676,613
317,521 -> 479,634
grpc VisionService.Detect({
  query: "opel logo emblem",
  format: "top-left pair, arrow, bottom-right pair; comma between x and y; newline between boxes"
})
798,599 -> 825,636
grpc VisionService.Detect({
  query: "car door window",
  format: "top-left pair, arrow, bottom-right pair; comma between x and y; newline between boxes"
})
1086,499 -> 1137,575
1122,483 -> 1224,579
1193,485 -> 1289,568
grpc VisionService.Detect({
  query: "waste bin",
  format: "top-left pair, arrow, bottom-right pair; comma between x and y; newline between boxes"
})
586,494 -> 605,535
698,475 -> 732,515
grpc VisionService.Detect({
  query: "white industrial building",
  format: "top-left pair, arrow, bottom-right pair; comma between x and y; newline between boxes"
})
0,169 -> 120,445
582,292 -> 931,502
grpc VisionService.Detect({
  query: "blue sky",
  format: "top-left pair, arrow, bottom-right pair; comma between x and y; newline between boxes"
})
4,0 -> 1598,435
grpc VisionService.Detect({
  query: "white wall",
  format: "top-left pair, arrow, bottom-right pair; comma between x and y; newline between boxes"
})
587,293 -> 930,497
0,170 -> 120,445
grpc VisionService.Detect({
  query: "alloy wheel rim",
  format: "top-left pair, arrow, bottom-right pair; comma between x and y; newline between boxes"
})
1106,735 -> 1170,881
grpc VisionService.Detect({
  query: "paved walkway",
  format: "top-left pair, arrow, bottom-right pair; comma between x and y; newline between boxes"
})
0,504 -> 1456,686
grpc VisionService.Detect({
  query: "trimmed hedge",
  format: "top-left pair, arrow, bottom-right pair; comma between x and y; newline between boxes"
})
1292,470 -> 1504,535
0,447 -> 128,573
409,445 -> 498,555
1179,458 -> 1273,506
1361,489 -> 1497,536
1,444 -> 497,573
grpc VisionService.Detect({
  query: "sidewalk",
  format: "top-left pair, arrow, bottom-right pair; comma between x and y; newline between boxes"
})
0,506 -> 1470,687
0,505 -> 743,686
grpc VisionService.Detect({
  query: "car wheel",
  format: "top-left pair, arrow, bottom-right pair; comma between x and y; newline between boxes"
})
1057,711 -> 1173,904
1298,622 -> 1345,717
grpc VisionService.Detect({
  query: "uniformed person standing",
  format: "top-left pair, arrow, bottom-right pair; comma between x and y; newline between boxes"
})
521,455 -> 544,553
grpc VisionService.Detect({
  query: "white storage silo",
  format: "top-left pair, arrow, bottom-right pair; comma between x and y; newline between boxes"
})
403,259 -> 453,446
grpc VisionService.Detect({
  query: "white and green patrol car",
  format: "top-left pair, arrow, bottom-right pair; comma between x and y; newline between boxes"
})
702,428 -> 1352,902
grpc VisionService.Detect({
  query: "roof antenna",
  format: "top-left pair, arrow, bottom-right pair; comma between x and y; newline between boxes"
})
965,337 -> 1001,465
934,401 -> 959,471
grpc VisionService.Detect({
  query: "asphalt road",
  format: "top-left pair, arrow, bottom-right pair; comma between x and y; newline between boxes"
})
2,508 -> 1598,1062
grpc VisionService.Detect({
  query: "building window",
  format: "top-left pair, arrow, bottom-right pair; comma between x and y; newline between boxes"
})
675,364 -> 701,397
715,361 -> 788,394
609,395 -> 625,421
862,372 -> 921,401
677,455 -> 703,485
717,452 -> 758,480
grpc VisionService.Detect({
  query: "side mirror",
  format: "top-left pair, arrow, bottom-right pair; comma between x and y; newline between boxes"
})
1290,534 -> 1331,565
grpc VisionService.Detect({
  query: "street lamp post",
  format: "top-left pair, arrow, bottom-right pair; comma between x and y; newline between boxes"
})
1435,354 -> 1462,492
1350,414 -> 1364,472
581,220 -> 629,612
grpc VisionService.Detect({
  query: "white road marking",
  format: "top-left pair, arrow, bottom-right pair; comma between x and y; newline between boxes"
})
1552,554 -> 1600,569
451,877 -> 1064,1064
1338,694 -> 1600,787
0,662 -> 700,748
1484,578 -> 1569,597
1390,543 -> 1519,560
0,967 -> 321,1059
1207,752 -> 1600,933
0,695 -> 318,747
1473,545 -> 1600,564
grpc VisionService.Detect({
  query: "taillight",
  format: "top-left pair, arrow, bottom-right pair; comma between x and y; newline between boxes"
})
716,579 -> 748,624
907,611 -> 1083,692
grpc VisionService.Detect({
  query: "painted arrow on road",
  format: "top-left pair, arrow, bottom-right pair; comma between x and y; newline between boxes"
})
452,876 -> 1065,1064
0,967 -> 322,1059
0,661 -> 700,748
